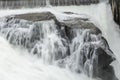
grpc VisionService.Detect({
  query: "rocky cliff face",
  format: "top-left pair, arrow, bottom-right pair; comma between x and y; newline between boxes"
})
0,12 -> 117,80
109,0 -> 120,26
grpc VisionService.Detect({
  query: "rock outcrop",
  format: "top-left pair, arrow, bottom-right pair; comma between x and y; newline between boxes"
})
109,0 -> 120,26
0,12 -> 117,80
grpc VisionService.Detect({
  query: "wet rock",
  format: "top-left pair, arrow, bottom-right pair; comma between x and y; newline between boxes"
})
95,47 -> 115,69
63,18 -> 101,34
109,0 -> 120,26
63,12 -> 76,14
14,12 -> 57,22
98,65 -> 118,80
0,11 -> 116,80
61,18 -> 101,41
60,17 -> 116,79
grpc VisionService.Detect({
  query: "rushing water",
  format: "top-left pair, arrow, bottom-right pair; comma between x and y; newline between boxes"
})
0,0 -> 99,9
0,1 -> 120,80
0,16 -> 103,80
0,36 -> 94,80
0,17 -> 105,77
0,16 -> 96,80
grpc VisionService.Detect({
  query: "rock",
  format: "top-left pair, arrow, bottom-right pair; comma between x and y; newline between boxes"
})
95,47 -> 115,69
0,11 -> 116,79
14,12 -> 57,22
63,12 -> 76,14
60,17 -> 116,78
76,42 -> 115,77
61,18 -> 102,41
98,65 -> 118,80
109,0 -> 120,26
63,18 -> 102,34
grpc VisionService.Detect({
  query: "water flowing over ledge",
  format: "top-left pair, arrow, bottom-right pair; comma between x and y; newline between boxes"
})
0,4 -> 120,80
0,11 -> 117,80
0,0 -> 99,9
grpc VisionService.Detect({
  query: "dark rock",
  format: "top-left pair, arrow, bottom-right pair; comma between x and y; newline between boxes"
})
60,17 -> 116,78
109,0 -> 120,26
60,18 -> 102,42
63,12 -> 76,14
95,47 -> 115,69
98,65 -> 118,80
0,11 -> 117,79
14,12 -> 57,22
62,18 -> 101,35
78,42 -> 115,77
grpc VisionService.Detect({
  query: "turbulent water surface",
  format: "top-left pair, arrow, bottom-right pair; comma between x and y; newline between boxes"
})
0,2 -> 120,80
0,36 -> 94,80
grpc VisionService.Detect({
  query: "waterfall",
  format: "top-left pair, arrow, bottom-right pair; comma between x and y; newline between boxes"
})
0,12 -> 115,78
46,0 -> 50,6
0,0 -> 99,9
0,19 -> 68,64
0,1 -> 119,80
0,17 -> 97,80
0,36 -> 93,80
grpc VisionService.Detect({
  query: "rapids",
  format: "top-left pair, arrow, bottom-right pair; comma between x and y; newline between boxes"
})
0,1 -> 120,80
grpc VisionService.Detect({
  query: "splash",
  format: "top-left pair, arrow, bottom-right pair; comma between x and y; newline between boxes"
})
0,36 -> 93,80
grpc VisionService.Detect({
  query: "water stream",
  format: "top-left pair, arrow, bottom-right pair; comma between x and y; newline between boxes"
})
0,1 -> 120,80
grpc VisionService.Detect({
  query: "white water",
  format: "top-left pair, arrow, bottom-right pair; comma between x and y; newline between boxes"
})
53,2 -> 120,63
0,2 -> 120,80
52,3 -> 120,79
2,1 -> 118,65
0,37 -> 92,80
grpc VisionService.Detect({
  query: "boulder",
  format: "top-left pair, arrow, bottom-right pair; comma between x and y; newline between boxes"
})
61,18 -> 102,41
60,17 -> 116,78
0,11 -> 116,79
14,12 -> 57,22
95,47 -> 115,68
98,65 -> 118,80
63,18 -> 101,34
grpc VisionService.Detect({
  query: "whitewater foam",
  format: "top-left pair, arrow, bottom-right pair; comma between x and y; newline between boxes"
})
0,2 -> 120,80
0,36 -> 95,80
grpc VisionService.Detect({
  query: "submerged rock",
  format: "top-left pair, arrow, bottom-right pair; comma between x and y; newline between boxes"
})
0,11 -> 116,80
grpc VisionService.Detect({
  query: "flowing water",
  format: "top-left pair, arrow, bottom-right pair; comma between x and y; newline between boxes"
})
0,13 -> 96,80
0,0 -> 99,9
0,36 -> 94,80
0,1 -> 120,80
0,17 -> 104,78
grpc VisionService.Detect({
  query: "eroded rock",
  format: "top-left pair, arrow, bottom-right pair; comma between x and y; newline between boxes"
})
0,11 -> 116,80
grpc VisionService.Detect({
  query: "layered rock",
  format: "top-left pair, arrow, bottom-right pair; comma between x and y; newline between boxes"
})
0,12 -> 116,80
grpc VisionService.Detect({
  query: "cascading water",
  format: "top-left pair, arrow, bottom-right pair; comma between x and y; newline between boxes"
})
0,36 -> 94,80
0,18 -> 69,64
0,11 -> 115,80
46,0 -> 51,7
0,0 -> 99,9
0,1 -> 120,80
0,17 -> 98,80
